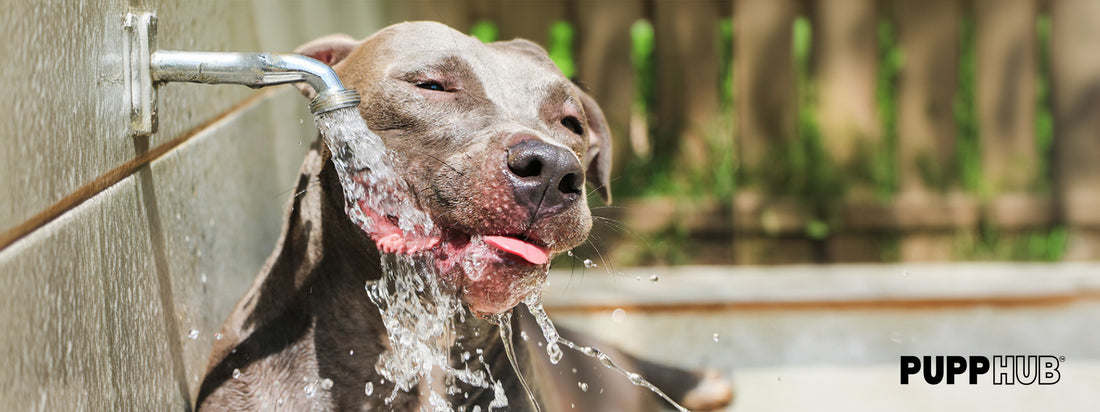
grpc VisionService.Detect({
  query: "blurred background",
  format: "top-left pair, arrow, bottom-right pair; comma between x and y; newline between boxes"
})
383,0 -> 1098,266
1,0 -> 1098,410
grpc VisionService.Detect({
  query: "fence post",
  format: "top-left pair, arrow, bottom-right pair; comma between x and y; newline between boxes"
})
574,1 -> 646,181
1051,0 -> 1100,260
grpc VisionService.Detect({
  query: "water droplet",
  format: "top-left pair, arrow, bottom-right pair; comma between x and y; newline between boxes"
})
583,259 -> 597,268
188,329 -> 199,340
321,378 -> 333,390
349,349 -> 355,356
277,397 -> 284,405
547,342 -> 563,364
364,381 -> 374,396
232,368 -> 241,379
712,332 -> 720,342
578,381 -> 588,392
520,331 -> 528,341
571,368 -> 577,374
472,406 -> 481,412
476,348 -> 483,355
611,308 -> 626,322
214,333 -> 223,341
200,273 -> 207,284
462,351 -> 471,361
649,275 -> 659,282
304,382 -> 318,398
567,250 -> 574,256
889,331 -> 903,343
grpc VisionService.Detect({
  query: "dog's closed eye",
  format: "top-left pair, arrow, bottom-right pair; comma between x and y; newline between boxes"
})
561,116 -> 584,135
416,81 -> 446,91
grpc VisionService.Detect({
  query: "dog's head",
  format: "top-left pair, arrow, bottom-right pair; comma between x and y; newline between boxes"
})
297,22 -> 611,315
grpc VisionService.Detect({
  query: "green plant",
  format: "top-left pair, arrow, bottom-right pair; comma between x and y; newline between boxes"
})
469,20 -> 499,43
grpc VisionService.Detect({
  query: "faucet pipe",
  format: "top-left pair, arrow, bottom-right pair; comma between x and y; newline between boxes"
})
151,51 -> 360,115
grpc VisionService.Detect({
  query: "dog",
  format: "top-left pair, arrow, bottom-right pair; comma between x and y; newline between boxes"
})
196,21 -> 732,411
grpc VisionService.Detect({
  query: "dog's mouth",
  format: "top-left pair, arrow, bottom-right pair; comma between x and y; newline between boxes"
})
430,230 -> 551,316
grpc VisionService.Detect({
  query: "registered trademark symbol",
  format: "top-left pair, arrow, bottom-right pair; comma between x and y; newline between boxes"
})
1060,356 -> 1066,362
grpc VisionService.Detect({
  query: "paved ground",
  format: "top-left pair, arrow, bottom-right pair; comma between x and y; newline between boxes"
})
728,360 -> 1100,412
540,263 -> 1100,411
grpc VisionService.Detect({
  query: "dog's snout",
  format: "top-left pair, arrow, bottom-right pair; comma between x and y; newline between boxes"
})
506,139 -> 583,215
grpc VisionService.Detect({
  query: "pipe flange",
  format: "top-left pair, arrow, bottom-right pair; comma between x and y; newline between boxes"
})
309,89 -> 361,115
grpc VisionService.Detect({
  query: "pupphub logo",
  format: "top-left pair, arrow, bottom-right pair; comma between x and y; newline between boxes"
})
900,355 -> 1062,385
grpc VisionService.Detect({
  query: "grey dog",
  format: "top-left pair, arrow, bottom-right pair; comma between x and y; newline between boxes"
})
196,21 -> 732,411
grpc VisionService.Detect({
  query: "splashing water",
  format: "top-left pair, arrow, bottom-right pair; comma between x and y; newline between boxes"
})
314,108 -> 437,249
489,313 -> 541,412
525,294 -> 692,412
365,254 -> 505,409
318,108 -> 507,410
314,106 -> 690,411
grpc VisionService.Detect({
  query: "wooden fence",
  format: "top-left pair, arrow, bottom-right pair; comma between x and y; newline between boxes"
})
384,0 -> 1100,265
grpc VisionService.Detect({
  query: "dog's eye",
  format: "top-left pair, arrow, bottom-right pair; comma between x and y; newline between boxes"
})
561,116 -> 584,135
416,81 -> 446,91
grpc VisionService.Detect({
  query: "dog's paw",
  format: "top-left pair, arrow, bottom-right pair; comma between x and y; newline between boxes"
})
681,369 -> 734,411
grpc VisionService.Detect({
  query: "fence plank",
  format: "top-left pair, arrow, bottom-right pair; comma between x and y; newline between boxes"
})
734,0 -> 799,182
574,1 -> 646,180
733,0 -> 803,264
975,0 -> 1039,194
653,0 -> 725,170
1051,0 -> 1100,260
811,0 -> 880,169
895,0 -> 965,261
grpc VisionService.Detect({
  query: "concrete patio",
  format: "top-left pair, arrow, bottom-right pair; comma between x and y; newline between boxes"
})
542,263 -> 1100,411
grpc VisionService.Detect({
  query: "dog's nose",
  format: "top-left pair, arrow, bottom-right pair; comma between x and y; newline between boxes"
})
506,139 -> 584,215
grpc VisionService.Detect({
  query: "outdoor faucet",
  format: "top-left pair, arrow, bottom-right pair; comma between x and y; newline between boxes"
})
124,11 -> 359,136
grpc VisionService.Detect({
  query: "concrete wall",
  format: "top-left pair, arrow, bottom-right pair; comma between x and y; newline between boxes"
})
0,1 -> 385,408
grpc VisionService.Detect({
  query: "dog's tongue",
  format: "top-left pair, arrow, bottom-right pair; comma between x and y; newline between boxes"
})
482,236 -> 548,265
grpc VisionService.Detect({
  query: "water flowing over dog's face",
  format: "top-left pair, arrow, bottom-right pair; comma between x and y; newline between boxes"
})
298,22 -> 611,315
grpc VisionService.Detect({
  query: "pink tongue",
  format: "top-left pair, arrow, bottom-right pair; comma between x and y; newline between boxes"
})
482,236 -> 549,265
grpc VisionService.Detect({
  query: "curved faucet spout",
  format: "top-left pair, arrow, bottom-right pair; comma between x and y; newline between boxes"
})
151,51 -> 360,115
124,11 -> 359,135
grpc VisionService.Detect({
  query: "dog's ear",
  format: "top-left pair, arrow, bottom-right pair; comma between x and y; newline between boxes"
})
576,88 -> 613,203
293,34 -> 360,99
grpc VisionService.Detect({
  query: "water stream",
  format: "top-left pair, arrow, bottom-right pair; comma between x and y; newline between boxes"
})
524,295 -> 692,412
314,107 -> 691,412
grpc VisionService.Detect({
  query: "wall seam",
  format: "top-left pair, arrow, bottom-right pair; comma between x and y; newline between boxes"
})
0,89 -> 276,252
